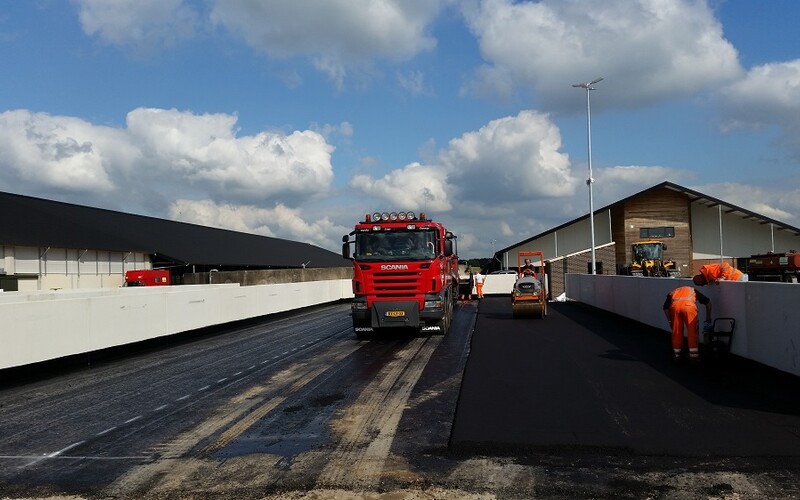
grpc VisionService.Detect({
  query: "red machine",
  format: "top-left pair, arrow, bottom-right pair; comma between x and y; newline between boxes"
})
342,211 -> 459,339
124,269 -> 171,286
747,251 -> 800,283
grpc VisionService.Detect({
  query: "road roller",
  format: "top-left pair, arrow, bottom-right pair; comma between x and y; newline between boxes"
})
511,251 -> 547,319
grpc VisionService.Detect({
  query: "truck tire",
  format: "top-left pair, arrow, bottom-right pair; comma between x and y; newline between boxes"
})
432,290 -> 452,335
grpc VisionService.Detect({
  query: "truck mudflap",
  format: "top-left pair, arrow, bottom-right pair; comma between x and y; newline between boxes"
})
371,300 -> 421,328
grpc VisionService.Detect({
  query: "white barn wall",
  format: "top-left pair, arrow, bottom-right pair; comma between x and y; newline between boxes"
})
504,211 -> 613,266
691,204 -> 800,259
2,244 -> 149,290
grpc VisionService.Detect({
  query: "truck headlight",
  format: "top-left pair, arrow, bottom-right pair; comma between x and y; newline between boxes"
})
424,299 -> 443,309
351,302 -> 368,311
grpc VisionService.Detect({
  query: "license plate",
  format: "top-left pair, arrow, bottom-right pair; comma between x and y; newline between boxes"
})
386,310 -> 405,318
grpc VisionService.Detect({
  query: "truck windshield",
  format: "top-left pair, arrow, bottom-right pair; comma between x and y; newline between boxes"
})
354,230 -> 437,261
633,244 -> 662,261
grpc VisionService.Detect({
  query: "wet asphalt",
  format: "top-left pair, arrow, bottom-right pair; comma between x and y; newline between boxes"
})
451,297 -> 800,458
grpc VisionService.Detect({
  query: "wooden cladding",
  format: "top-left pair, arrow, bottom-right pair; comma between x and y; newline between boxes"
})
613,188 -> 692,273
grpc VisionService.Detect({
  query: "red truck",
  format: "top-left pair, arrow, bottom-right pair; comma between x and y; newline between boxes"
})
747,251 -> 800,283
342,211 -> 459,339
124,269 -> 171,286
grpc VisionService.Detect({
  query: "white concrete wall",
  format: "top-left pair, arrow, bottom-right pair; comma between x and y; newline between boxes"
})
1,280 -> 353,370
482,274 -> 522,296
565,274 -> 800,376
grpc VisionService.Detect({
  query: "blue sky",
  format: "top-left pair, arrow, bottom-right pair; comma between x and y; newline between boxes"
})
1,0 -> 799,260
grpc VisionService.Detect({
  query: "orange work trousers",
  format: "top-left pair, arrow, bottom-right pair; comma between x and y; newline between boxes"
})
475,282 -> 484,298
669,301 -> 699,359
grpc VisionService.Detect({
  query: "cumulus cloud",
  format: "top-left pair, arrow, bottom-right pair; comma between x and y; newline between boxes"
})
0,110 -> 131,192
0,108 -> 337,243
126,108 -> 335,203
75,0 -> 199,54
209,0 -> 442,87
349,162 -> 451,211
168,199 -> 350,250
347,110 -> 575,216
717,60 -> 800,159
439,110 -> 576,201
461,0 -> 742,110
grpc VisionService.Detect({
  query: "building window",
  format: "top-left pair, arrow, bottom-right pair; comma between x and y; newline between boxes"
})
639,226 -> 675,238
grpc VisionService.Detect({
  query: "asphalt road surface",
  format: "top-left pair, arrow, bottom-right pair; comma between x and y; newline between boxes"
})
1,298 -> 799,499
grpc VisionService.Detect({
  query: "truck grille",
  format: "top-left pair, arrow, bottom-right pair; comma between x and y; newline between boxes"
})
369,271 -> 425,297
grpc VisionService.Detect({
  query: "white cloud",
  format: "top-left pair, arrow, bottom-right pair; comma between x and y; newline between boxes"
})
439,110 -> 576,201
168,199 -> 350,250
125,108 -> 334,203
349,162 -> 452,211
717,60 -> 800,160
75,0 -> 199,53
461,0 -> 742,110
209,0 -> 442,86
347,110 -> 574,215
0,110 -> 131,192
0,108 -> 338,244
719,60 -> 800,128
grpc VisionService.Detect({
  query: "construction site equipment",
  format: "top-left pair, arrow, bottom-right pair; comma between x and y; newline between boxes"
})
512,251 -> 547,319
702,317 -> 736,359
342,211 -> 459,339
124,269 -> 170,286
747,251 -> 800,283
620,240 -> 680,277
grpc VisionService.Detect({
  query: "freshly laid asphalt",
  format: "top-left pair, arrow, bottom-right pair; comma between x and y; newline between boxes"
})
450,297 -> 800,458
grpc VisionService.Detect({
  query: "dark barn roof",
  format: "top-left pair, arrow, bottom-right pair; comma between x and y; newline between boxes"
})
0,191 -> 348,269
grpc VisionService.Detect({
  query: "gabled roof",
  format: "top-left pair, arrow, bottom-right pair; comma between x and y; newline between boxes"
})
0,191 -> 348,268
496,181 -> 800,255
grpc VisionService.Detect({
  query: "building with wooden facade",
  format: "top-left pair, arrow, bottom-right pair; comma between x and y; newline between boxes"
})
493,181 -> 800,297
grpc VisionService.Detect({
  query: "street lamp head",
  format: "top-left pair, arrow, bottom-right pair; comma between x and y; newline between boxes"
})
572,77 -> 603,90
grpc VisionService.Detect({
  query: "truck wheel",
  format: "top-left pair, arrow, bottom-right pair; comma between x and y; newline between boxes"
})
785,274 -> 799,284
432,292 -> 452,335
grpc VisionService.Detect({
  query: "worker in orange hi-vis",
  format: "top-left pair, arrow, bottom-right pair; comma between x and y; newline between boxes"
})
474,270 -> 486,299
663,286 -> 712,364
692,262 -> 747,286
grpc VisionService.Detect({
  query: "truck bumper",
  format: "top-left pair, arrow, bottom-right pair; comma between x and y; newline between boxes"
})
351,294 -> 445,331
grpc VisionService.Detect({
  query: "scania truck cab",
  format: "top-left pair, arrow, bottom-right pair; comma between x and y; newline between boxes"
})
342,211 -> 459,339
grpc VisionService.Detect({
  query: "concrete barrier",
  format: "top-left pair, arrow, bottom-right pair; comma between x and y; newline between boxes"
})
2,280 -> 353,370
565,274 -> 800,376
482,274 -> 518,296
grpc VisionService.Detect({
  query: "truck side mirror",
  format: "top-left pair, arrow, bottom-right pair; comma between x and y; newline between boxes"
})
342,238 -> 351,259
444,240 -> 453,256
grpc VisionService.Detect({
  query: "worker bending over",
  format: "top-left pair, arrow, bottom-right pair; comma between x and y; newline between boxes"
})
693,262 -> 747,286
663,286 -> 712,364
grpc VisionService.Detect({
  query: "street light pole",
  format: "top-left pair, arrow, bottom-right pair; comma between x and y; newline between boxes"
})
572,77 -> 603,275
